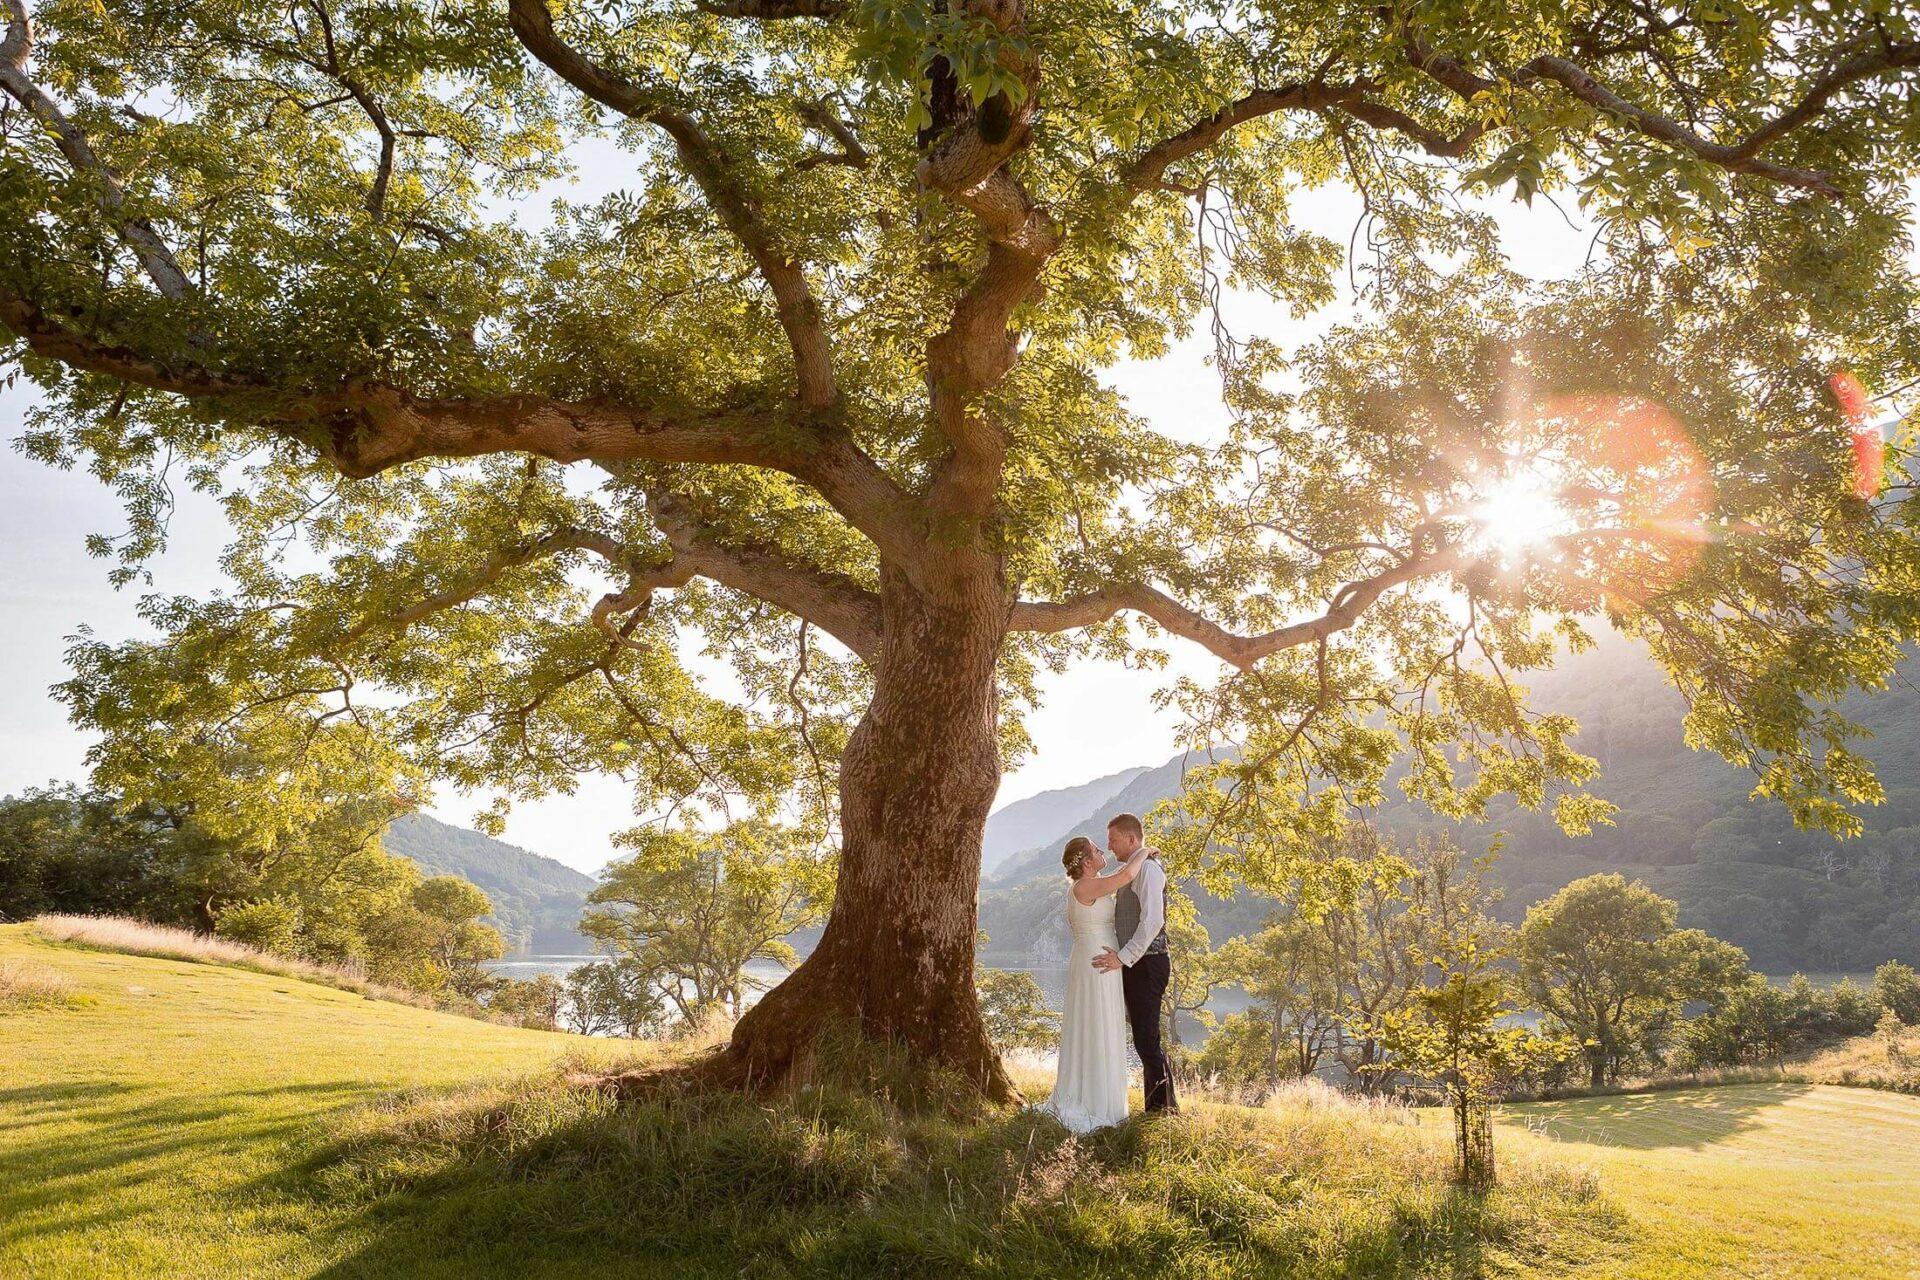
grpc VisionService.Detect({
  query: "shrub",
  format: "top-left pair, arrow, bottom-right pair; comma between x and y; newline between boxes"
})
214,898 -> 304,956
1875,960 -> 1920,1025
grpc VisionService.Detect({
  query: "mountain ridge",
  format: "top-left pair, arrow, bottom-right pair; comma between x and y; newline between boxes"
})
978,634 -> 1920,972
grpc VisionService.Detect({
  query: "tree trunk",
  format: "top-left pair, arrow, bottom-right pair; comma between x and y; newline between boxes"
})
707,561 -> 1014,1099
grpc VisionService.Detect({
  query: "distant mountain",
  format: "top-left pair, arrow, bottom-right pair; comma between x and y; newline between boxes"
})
983,766 -> 1147,875
384,814 -> 597,954
978,635 -> 1920,972
987,751 -> 1228,889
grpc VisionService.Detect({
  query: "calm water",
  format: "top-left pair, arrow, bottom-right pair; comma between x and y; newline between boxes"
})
486,954 -> 1259,1033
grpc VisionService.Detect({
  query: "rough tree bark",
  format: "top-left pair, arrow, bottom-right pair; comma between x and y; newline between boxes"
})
708,560 -> 1016,1100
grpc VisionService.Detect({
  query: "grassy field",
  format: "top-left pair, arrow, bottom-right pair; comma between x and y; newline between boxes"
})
0,923 -> 591,1278
1495,1085 -> 1920,1278
4,921 -> 1915,1278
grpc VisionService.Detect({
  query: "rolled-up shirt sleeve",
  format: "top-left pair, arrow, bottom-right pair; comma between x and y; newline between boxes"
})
1118,855 -> 1165,967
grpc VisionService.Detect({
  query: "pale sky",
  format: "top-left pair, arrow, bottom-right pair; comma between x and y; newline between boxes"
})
0,152 -> 1601,875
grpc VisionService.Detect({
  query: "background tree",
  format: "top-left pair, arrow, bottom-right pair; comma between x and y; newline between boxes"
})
1517,873 -> 1748,1085
1876,961 -> 1920,1027
581,821 -> 829,1028
412,875 -> 507,995
0,785 -> 199,924
1212,912 -> 1342,1085
1321,832 -> 1495,1092
489,972 -> 566,1030
974,966 -> 1059,1052
1160,885 -> 1217,1057
563,957 -> 663,1037
5,0 -> 1919,1095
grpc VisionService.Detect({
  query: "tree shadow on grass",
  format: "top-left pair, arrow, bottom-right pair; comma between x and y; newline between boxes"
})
289,1080 -> 1620,1280
0,1079 -> 376,1245
1507,1082 -> 1814,1151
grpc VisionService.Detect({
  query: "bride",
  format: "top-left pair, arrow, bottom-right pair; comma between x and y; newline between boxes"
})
1040,834 -> 1152,1132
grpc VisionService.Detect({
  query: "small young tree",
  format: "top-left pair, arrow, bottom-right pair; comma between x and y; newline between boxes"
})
1373,925 -> 1568,1188
975,967 -> 1059,1053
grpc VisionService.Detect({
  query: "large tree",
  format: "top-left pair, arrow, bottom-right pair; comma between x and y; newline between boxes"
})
3,0 -> 1918,1097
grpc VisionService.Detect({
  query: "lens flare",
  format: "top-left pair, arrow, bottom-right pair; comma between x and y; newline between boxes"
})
1471,467 -> 1576,554
1830,370 -> 1883,500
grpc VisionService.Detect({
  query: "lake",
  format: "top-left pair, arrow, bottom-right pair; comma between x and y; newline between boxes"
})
486,953 -> 1258,1040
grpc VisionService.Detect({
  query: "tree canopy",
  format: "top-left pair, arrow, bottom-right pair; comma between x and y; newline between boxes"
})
5,0 -> 1919,1088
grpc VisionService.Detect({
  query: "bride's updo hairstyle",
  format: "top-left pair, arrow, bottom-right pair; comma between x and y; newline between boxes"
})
1062,836 -> 1096,880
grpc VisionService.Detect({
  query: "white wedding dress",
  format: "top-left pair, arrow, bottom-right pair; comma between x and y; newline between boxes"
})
1041,885 -> 1130,1132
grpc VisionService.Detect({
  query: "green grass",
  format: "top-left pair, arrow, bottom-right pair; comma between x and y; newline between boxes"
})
0,923 -> 591,1278
18,922 -> 1917,1279
1493,1084 -> 1920,1277
1,923 -> 1617,1279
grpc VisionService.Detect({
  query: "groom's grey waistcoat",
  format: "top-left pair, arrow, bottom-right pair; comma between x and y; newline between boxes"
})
1114,872 -> 1169,957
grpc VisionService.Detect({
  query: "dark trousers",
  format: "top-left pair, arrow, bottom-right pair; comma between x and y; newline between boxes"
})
1121,952 -> 1178,1113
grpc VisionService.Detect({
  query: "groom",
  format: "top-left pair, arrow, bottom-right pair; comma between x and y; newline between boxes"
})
1092,812 -> 1179,1114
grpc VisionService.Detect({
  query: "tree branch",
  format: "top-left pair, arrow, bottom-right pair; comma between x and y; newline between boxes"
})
919,0 -> 1057,518
1008,549 -> 1469,670
644,490 -> 883,663
1399,27 -> 1920,201
507,0 -> 837,410
0,0 -> 193,298
1120,25 -> 1920,211
304,0 -> 397,221
340,527 -> 630,644
0,285 -> 922,564
1121,80 -> 1489,196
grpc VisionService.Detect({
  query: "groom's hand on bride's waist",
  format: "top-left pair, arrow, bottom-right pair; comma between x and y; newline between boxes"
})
1092,947 -> 1122,972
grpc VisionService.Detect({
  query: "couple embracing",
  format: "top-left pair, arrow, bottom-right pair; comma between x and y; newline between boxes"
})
1041,812 -> 1179,1132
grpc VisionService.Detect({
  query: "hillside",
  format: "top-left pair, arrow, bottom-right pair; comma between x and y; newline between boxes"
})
0,923 -> 1616,1278
982,765 -> 1146,876
981,635 -> 1920,971
384,814 -> 597,953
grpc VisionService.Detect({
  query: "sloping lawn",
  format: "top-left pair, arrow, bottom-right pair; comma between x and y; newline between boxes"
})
0,924 -> 590,1278
1497,1083 -> 1920,1278
1,923 -> 1616,1279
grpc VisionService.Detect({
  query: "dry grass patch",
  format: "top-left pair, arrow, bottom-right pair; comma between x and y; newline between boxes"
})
0,956 -> 89,1011
1796,1026 -> 1920,1094
30,913 -> 436,1010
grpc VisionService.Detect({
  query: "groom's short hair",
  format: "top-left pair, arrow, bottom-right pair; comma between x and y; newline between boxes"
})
1107,813 -> 1144,839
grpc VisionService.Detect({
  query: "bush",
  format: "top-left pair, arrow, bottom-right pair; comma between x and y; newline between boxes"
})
214,898 -> 304,956
1875,960 -> 1920,1025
